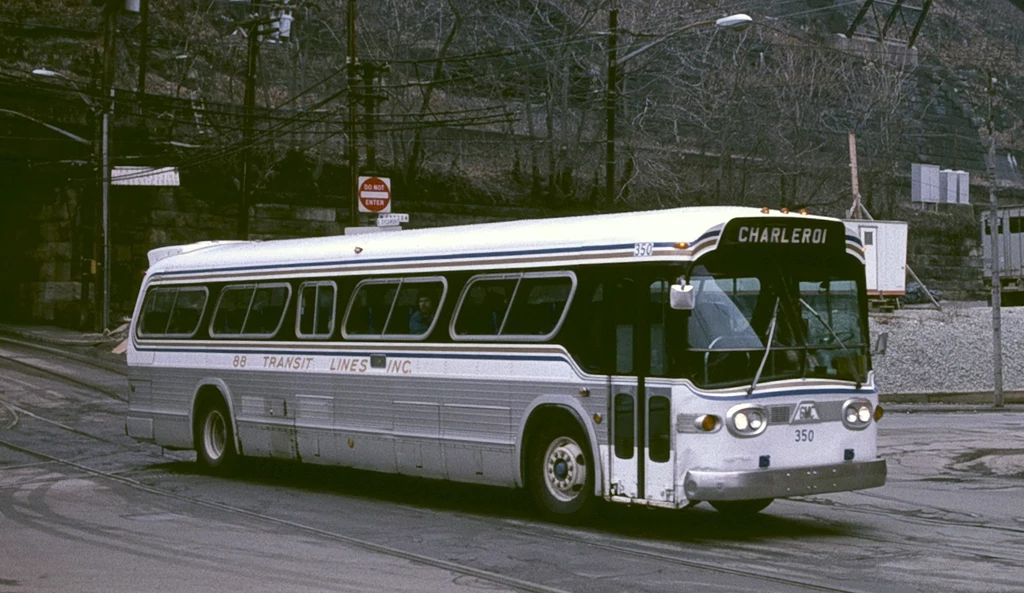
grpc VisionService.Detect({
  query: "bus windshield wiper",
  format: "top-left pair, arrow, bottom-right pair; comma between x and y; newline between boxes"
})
748,297 -> 779,396
799,298 -> 848,350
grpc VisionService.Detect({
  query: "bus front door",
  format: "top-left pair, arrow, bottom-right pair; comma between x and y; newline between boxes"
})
607,278 -> 676,504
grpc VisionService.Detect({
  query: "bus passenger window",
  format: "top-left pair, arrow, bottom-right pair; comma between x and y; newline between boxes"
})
343,281 -> 398,337
503,276 -> 573,336
297,281 -> 336,339
211,285 -> 255,336
139,288 -> 176,336
165,287 -> 208,336
453,278 -> 516,336
386,278 -> 445,336
243,284 -> 290,336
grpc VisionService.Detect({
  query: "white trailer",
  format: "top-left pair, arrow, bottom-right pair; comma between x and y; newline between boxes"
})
844,220 -> 908,298
981,206 -> 1024,303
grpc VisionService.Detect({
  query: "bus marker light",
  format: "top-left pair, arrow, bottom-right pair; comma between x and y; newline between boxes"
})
760,207 -> 770,214
593,413 -> 603,424
874,405 -> 885,422
354,246 -> 363,254
799,208 -> 809,215
578,387 -> 590,397
781,208 -> 790,214
674,241 -> 689,249
348,439 -> 355,448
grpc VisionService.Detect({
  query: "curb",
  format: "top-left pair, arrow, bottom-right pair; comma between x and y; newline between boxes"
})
0,326 -> 126,374
880,391 -> 1024,406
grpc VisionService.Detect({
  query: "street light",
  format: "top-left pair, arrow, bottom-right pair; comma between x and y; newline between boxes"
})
605,13 -> 752,207
33,67 -> 112,332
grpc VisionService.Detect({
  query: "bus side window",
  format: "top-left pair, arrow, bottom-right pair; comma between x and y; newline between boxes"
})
343,280 -> 399,338
453,279 -> 515,336
503,275 -> 572,336
243,284 -> 290,336
166,287 -> 208,336
212,285 -> 255,336
139,288 -> 175,336
297,281 -> 336,339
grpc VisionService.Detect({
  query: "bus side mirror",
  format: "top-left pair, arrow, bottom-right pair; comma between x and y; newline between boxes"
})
669,284 -> 695,310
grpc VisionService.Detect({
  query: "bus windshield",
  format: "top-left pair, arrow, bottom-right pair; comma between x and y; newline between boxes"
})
682,254 -> 868,388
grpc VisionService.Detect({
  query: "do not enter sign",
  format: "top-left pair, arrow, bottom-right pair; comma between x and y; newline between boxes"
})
357,176 -> 391,213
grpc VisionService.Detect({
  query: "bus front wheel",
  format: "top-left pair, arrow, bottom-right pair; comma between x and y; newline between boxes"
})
528,425 -> 596,520
195,399 -> 237,473
710,498 -> 773,516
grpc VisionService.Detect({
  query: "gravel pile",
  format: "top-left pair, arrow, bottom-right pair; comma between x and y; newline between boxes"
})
870,303 -> 1024,395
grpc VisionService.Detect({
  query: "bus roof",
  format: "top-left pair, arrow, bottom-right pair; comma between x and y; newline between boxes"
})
145,206 -> 843,280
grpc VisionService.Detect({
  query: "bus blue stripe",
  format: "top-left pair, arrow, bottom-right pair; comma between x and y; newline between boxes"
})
156,241 -> 686,277
133,345 -> 875,397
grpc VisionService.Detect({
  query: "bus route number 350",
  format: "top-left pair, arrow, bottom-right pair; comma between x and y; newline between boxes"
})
795,429 -> 815,442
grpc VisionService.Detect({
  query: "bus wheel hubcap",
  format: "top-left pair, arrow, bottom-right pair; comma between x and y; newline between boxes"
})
544,437 -> 586,502
205,412 -> 226,460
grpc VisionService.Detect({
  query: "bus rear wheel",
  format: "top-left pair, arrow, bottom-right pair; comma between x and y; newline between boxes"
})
710,498 -> 773,516
195,399 -> 237,473
528,425 -> 596,521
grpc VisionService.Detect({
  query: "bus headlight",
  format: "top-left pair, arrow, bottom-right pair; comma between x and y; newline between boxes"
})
726,405 -> 768,437
842,399 -> 873,430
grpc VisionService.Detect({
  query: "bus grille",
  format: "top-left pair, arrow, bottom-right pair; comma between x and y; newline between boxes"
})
769,405 -> 793,425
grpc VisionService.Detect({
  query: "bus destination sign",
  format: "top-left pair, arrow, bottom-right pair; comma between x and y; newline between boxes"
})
719,218 -> 845,251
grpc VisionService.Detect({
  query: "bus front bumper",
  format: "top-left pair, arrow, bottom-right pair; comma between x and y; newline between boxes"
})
682,458 -> 887,501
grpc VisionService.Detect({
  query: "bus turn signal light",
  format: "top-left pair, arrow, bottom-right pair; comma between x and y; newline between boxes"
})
695,414 -> 719,432
874,405 -> 884,422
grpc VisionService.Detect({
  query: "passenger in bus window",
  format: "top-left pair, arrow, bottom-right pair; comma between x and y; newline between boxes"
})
409,294 -> 436,334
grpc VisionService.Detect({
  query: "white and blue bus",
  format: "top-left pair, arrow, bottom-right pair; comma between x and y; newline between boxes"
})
126,206 -> 886,519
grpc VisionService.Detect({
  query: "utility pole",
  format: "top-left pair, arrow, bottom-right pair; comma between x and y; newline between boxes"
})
240,2 -> 261,240
986,72 -> 1004,408
137,0 -> 149,95
361,62 -> 387,173
347,0 -> 359,227
848,133 -> 861,218
605,7 -> 618,209
99,0 -> 117,332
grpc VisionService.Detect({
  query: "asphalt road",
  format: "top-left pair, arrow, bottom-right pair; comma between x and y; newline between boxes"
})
1,338 -> 1022,593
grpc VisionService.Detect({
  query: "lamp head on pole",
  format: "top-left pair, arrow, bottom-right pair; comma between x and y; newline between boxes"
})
715,14 -> 753,30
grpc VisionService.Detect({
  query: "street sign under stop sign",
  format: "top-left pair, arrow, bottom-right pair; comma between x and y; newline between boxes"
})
357,176 -> 391,213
